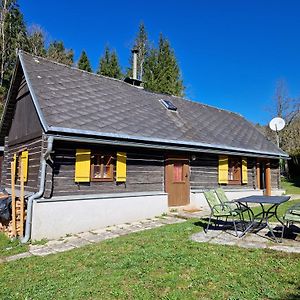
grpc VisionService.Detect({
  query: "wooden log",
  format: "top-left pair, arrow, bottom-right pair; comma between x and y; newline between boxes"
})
10,161 -> 16,237
20,163 -> 25,237
265,162 -> 271,196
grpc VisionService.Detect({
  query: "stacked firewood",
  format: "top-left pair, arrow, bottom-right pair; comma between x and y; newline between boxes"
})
0,199 -> 26,238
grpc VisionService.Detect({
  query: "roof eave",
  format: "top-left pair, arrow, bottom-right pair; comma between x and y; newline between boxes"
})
47,126 -> 289,159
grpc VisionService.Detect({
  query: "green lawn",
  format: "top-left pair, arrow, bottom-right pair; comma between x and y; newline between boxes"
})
0,233 -> 28,259
0,220 -> 299,299
281,176 -> 300,195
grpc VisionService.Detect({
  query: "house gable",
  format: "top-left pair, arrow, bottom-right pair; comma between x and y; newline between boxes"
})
7,76 -> 42,145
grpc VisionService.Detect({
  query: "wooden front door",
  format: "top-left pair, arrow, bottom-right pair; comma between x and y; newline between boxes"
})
165,158 -> 190,206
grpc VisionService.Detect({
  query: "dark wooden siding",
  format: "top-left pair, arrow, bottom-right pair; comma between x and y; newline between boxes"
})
270,160 -> 280,189
3,136 -> 43,194
7,77 -> 42,145
44,142 -> 164,197
190,154 -> 218,189
190,154 -> 256,190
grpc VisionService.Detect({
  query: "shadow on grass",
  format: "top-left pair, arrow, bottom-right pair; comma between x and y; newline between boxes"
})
282,286 -> 300,300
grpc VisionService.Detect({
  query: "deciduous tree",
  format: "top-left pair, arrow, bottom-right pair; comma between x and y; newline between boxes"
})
27,25 -> 46,57
47,41 -> 74,66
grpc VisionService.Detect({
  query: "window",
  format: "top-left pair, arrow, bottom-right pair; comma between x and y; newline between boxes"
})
173,162 -> 183,182
90,154 -> 114,181
160,99 -> 177,111
228,157 -> 241,184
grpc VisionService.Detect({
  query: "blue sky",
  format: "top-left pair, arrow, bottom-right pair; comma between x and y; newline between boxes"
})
20,0 -> 300,125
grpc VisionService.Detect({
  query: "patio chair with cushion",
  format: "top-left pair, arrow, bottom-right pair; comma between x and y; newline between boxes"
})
215,188 -> 251,219
281,202 -> 300,239
204,190 -> 241,237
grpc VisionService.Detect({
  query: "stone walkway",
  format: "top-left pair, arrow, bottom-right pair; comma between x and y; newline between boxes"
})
191,225 -> 300,253
2,216 -> 185,263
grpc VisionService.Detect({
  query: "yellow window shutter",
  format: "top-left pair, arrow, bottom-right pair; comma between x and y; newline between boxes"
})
242,158 -> 248,184
218,155 -> 228,184
75,149 -> 91,182
116,152 -> 126,182
21,150 -> 29,182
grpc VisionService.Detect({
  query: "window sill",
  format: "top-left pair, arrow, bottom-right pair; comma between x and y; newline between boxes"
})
228,181 -> 242,185
91,178 -> 114,182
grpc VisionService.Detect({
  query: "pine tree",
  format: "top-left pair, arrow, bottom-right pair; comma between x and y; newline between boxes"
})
0,0 -> 28,99
144,34 -> 184,96
27,25 -> 46,57
77,50 -> 92,72
127,22 -> 149,80
97,46 -> 110,76
97,46 -> 122,79
110,51 -> 122,79
47,41 -> 74,66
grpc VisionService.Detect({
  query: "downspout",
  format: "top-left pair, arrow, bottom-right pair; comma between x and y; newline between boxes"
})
21,136 -> 54,243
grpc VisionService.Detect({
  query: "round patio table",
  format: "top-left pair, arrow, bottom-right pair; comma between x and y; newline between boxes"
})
235,195 -> 290,243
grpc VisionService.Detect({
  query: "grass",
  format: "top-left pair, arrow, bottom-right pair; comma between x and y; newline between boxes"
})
249,199 -> 300,222
0,220 -> 299,299
0,233 -> 28,259
281,176 -> 300,195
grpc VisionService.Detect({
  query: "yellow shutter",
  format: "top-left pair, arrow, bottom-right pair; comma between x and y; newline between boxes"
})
21,150 -> 29,182
116,152 -> 126,182
242,158 -> 248,184
218,155 -> 228,184
75,149 -> 91,182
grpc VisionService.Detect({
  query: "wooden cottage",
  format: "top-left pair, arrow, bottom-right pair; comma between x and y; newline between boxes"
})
0,51 -> 288,240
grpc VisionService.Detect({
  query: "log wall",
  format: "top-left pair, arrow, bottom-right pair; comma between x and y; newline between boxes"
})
190,154 -> 279,190
3,136 -> 43,194
44,142 -> 165,198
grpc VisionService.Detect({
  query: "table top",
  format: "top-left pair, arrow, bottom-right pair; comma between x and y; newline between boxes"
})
236,195 -> 290,204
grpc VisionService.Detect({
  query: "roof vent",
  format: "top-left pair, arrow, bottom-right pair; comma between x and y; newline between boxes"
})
160,99 -> 177,111
34,58 -> 40,63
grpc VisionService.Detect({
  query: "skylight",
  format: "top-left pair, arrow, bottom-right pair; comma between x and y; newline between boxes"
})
160,99 -> 177,111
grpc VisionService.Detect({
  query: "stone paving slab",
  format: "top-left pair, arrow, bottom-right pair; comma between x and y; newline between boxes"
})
191,228 -> 300,253
5,252 -> 33,262
29,246 -> 57,256
2,216 -> 184,263
48,243 -> 76,253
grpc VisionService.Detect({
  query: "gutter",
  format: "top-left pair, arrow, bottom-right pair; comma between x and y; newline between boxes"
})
48,126 -> 289,159
21,136 -> 54,243
50,134 -> 286,160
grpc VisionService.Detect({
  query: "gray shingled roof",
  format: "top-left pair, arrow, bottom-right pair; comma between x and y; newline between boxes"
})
1,51 -> 288,157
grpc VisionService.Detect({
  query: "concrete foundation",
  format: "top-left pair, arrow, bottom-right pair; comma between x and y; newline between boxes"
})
190,189 -> 285,211
31,191 -> 168,240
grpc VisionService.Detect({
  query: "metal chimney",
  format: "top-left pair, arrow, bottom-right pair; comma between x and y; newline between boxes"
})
132,48 -> 138,80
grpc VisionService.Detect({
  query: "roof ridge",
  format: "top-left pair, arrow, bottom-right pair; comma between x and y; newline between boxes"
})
18,50 -> 135,87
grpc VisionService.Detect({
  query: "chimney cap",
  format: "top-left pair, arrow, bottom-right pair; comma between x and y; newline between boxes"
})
131,48 -> 139,54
